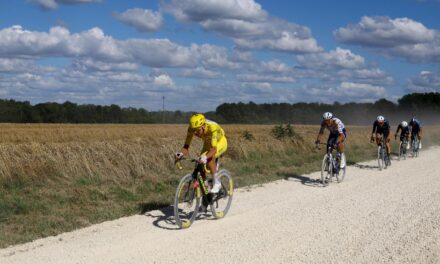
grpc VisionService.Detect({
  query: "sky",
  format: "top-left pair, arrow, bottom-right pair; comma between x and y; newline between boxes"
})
0,0 -> 440,111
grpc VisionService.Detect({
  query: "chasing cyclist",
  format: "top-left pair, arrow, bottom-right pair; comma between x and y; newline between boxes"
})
175,113 -> 227,193
315,112 -> 346,168
370,115 -> 391,157
394,121 -> 410,143
409,117 -> 423,149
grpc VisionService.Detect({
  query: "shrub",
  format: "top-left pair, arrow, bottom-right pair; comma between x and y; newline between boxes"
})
242,130 -> 255,141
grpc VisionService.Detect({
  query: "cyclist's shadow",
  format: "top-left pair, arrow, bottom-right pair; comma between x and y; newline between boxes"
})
353,153 -> 397,170
279,172 -> 322,187
140,202 -> 214,230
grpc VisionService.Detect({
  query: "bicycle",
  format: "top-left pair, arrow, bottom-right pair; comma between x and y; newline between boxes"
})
374,136 -> 391,170
411,136 -> 420,158
173,156 -> 233,229
316,142 -> 346,186
397,136 -> 409,161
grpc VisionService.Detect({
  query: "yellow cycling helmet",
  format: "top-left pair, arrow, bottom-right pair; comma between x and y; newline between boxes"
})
189,113 -> 206,129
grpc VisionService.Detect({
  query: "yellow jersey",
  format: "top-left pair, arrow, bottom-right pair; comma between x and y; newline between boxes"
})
184,120 -> 225,148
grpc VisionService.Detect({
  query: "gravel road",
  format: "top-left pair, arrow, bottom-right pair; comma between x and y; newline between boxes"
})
1,147 -> 439,264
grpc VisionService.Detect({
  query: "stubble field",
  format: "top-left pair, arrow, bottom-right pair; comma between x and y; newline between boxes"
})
1,123 -> 439,247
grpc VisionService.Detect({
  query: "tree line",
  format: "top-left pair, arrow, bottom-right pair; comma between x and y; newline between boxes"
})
0,92 -> 439,125
210,93 -> 440,125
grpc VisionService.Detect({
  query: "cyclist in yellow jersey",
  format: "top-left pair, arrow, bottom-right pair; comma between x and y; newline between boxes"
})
175,113 -> 227,193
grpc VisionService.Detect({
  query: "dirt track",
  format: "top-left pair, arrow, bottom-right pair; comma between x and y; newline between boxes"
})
1,147 -> 440,264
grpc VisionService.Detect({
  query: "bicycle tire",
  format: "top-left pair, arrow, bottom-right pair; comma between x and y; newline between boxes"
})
174,174 -> 200,229
210,169 -> 233,219
321,154 -> 331,186
412,138 -> 419,158
336,153 -> 346,183
398,142 -> 403,161
377,146 -> 384,171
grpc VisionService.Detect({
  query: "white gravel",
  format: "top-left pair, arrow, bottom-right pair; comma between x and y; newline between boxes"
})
1,147 -> 440,264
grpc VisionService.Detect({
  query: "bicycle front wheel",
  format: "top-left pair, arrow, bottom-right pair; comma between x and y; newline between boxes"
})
174,174 -> 200,229
210,169 -> 233,219
377,146 -> 384,171
336,153 -> 346,183
321,154 -> 331,186
398,142 -> 403,161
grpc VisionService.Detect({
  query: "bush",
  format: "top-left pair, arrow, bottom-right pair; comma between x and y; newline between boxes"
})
242,130 -> 255,141
271,124 -> 302,141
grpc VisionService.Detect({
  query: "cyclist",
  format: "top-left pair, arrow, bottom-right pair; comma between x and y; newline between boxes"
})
175,113 -> 227,193
370,115 -> 391,157
315,112 -> 346,168
394,121 -> 410,142
409,117 -> 423,149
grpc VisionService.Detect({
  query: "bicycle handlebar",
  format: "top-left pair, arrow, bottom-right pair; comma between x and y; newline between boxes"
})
175,157 -> 202,170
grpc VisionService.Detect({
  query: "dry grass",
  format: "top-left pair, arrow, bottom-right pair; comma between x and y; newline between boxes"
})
1,123 -> 440,247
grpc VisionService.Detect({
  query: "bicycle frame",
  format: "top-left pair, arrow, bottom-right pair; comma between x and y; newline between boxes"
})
375,136 -> 390,170
317,142 -> 345,186
174,157 -> 233,228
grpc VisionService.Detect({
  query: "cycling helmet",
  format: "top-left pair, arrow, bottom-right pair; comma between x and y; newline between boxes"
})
322,112 -> 333,120
401,121 -> 408,127
189,113 -> 206,129
410,117 -> 416,123
376,115 -> 385,122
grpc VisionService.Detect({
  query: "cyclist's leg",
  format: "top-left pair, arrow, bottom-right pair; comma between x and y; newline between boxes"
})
384,132 -> 391,155
336,130 -> 346,168
375,132 -> 382,145
205,137 -> 227,189
327,133 -> 337,150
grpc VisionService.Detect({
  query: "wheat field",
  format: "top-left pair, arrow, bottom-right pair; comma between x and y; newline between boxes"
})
1,123 -> 439,247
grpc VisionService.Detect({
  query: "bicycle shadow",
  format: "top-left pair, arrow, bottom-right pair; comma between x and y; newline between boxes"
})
353,164 -> 379,170
279,172 -> 322,188
353,153 -> 397,170
140,202 -> 215,230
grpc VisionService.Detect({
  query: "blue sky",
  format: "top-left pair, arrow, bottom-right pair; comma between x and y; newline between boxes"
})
0,0 -> 439,111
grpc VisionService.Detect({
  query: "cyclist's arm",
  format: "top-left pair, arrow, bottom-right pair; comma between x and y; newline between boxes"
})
371,122 -> 377,139
181,127 -> 194,155
395,125 -> 401,135
316,123 -> 325,142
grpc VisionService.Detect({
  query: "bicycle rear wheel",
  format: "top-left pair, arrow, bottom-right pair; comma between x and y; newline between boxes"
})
210,169 -> 233,219
321,154 -> 331,186
174,174 -> 200,229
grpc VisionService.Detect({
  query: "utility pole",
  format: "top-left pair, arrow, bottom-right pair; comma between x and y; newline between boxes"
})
162,96 -> 165,123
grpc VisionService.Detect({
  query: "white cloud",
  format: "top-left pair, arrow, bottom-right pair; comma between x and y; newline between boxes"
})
29,0 -> 101,10
335,16 -> 434,47
301,82 -> 387,103
153,74 -> 175,87
336,82 -> 386,98
114,8 -> 163,32
236,73 -> 295,83
180,67 -> 222,79
297,48 -> 365,69
162,0 -> 267,22
407,71 -> 440,92
0,58 -> 34,72
335,16 -> 440,64
0,25 -> 197,67
70,58 -> 139,72
162,0 -> 321,54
